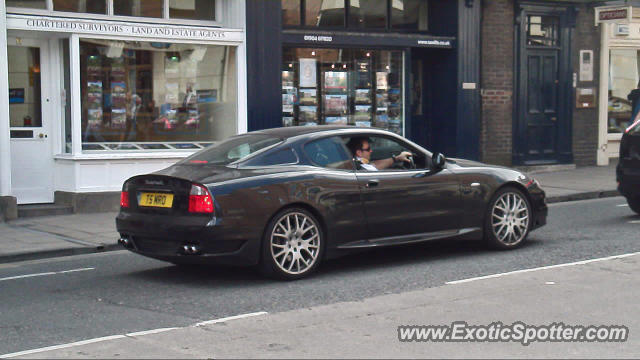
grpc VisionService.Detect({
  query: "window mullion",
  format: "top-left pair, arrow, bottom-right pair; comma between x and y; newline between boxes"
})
164,0 -> 169,19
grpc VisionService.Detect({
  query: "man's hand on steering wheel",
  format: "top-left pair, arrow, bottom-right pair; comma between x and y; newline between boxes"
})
393,151 -> 415,169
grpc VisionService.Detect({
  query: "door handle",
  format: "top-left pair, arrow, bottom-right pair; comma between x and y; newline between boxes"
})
38,133 -> 47,138
366,180 -> 379,188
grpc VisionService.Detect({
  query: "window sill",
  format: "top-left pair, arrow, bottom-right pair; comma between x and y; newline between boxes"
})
54,152 -> 195,161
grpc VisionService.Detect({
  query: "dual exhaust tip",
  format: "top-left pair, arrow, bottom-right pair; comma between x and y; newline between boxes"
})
118,236 -> 200,255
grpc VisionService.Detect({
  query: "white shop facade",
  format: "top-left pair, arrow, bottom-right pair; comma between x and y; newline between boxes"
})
0,0 -> 246,213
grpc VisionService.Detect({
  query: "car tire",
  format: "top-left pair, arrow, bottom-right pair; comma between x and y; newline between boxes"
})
259,207 -> 325,280
484,186 -> 532,250
627,197 -> 640,215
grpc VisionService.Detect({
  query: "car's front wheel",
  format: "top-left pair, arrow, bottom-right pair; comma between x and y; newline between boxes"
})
627,196 -> 640,215
260,208 -> 324,280
484,187 -> 532,249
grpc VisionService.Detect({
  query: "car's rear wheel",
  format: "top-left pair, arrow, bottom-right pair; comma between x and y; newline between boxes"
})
627,196 -> 640,215
485,187 -> 532,249
260,208 -> 324,280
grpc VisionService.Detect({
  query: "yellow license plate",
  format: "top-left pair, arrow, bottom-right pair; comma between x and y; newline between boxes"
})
139,193 -> 174,208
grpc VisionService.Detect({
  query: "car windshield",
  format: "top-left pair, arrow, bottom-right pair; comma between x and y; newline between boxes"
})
180,134 -> 283,165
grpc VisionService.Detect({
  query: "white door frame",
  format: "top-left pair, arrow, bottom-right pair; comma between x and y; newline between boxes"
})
8,36 -> 56,204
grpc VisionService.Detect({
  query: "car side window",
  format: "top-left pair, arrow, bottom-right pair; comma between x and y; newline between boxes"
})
368,136 -> 428,170
244,147 -> 298,166
304,137 -> 354,170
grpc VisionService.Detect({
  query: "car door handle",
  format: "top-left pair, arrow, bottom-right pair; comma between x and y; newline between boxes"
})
366,180 -> 379,188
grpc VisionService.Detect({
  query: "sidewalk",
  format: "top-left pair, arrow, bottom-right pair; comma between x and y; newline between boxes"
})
0,162 -> 620,264
9,251 -> 640,358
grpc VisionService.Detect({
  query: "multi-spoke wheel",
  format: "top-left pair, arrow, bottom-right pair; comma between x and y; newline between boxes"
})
484,187 -> 532,249
260,208 -> 324,280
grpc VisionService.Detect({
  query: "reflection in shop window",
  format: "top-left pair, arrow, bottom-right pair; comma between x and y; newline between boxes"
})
169,0 -> 215,21
114,0 -> 163,18
609,49 -> 640,134
79,40 -> 237,151
348,0 -> 387,28
305,0 -> 345,27
6,0 -> 47,9
282,47 -> 404,135
282,0 -> 301,26
53,0 -> 106,14
391,0 -> 429,31
526,15 -> 559,47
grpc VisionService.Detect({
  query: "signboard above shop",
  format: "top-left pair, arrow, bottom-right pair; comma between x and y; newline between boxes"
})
6,15 -> 244,43
595,6 -> 633,25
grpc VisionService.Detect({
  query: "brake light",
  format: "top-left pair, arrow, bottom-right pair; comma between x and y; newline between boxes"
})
120,191 -> 130,208
189,184 -> 214,214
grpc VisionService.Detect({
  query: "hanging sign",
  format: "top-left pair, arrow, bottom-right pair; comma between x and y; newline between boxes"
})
595,6 -> 632,25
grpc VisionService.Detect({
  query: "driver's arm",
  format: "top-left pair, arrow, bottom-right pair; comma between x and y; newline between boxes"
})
372,151 -> 412,170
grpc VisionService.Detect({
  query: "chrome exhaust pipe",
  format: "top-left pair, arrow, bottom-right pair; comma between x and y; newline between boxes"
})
182,245 -> 200,254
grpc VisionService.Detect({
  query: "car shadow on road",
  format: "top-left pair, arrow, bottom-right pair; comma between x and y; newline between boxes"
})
124,237 -> 544,286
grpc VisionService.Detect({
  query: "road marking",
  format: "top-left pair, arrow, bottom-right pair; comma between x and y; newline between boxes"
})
630,220 -> 640,224
0,267 -> 94,282
0,311 -> 268,358
617,204 -> 629,207
446,252 -> 640,285
194,311 -> 269,327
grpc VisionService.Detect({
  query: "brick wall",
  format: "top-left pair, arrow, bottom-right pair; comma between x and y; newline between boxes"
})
572,5 -> 599,166
480,0 -> 514,166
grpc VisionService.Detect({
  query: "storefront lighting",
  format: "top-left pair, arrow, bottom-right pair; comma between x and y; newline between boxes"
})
343,64 -> 347,69
289,63 -> 293,68
311,51 -> 316,56
366,52 -> 370,57
331,64 -> 335,69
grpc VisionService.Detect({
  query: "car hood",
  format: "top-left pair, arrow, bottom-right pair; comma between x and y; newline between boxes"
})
448,158 -> 506,169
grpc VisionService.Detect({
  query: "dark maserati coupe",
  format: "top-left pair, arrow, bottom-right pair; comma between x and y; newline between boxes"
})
116,126 -> 547,279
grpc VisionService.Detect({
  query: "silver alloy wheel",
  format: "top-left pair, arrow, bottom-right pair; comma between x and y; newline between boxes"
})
270,212 -> 321,275
491,192 -> 530,246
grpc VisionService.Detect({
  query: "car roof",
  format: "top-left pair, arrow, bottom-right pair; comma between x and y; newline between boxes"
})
250,125 -> 389,139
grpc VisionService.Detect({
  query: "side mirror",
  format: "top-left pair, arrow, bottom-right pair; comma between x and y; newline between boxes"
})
432,152 -> 446,170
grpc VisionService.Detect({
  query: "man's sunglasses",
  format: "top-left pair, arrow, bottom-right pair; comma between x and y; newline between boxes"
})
360,147 -> 371,152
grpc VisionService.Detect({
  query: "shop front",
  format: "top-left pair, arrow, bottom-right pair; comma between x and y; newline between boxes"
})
246,0 -> 481,158
0,0 -> 245,210
596,6 -> 640,165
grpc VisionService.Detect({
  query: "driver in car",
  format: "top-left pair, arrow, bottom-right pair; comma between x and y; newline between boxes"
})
346,137 -> 412,171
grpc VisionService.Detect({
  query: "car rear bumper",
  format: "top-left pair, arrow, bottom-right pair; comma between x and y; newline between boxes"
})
115,212 -> 262,266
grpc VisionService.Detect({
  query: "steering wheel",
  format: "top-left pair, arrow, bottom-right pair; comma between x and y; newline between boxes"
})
402,155 -> 416,170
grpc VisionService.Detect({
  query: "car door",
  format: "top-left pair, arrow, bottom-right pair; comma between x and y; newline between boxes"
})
302,136 -> 369,248
352,135 -> 462,240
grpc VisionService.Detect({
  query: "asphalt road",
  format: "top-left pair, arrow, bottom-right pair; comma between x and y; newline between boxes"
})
1,197 -> 638,355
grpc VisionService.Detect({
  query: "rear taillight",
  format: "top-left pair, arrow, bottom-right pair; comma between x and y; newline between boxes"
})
189,184 -> 214,214
120,191 -> 130,208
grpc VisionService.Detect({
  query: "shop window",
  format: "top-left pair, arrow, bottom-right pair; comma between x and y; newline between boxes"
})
6,0 -> 47,9
282,0 -> 301,26
114,0 -> 163,18
391,0 -> 428,31
169,0 -> 215,21
608,49 -> 640,134
305,0 -> 345,27
526,15 -> 559,47
348,0 -> 386,29
79,40 -> 237,152
282,47 -> 404,135
53,0 -> 106,14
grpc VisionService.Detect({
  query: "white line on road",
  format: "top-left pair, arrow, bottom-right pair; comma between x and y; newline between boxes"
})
0,267 -> 94,282
194,311 -> 269,327
0,311 -> 268,359
617,204 -> 629,207
446,252 -> 640,285
630,220 -> 640,224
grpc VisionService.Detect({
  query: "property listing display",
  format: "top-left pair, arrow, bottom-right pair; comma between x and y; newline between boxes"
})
282,47 -> 404,135
79,39 -> 237,151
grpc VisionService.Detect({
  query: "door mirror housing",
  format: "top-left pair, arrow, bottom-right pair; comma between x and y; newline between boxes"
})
432,152 -> 446,170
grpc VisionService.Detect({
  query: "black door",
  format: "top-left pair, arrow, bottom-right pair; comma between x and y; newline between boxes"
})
515,9 -> 573,165
351,135 -> 462,240
524,50 -> 559,161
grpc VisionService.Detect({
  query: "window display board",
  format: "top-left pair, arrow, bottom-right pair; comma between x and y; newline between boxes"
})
281,47 -> 403,134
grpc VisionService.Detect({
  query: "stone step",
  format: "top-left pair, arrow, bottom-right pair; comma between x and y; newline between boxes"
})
17,204 -> 74,218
